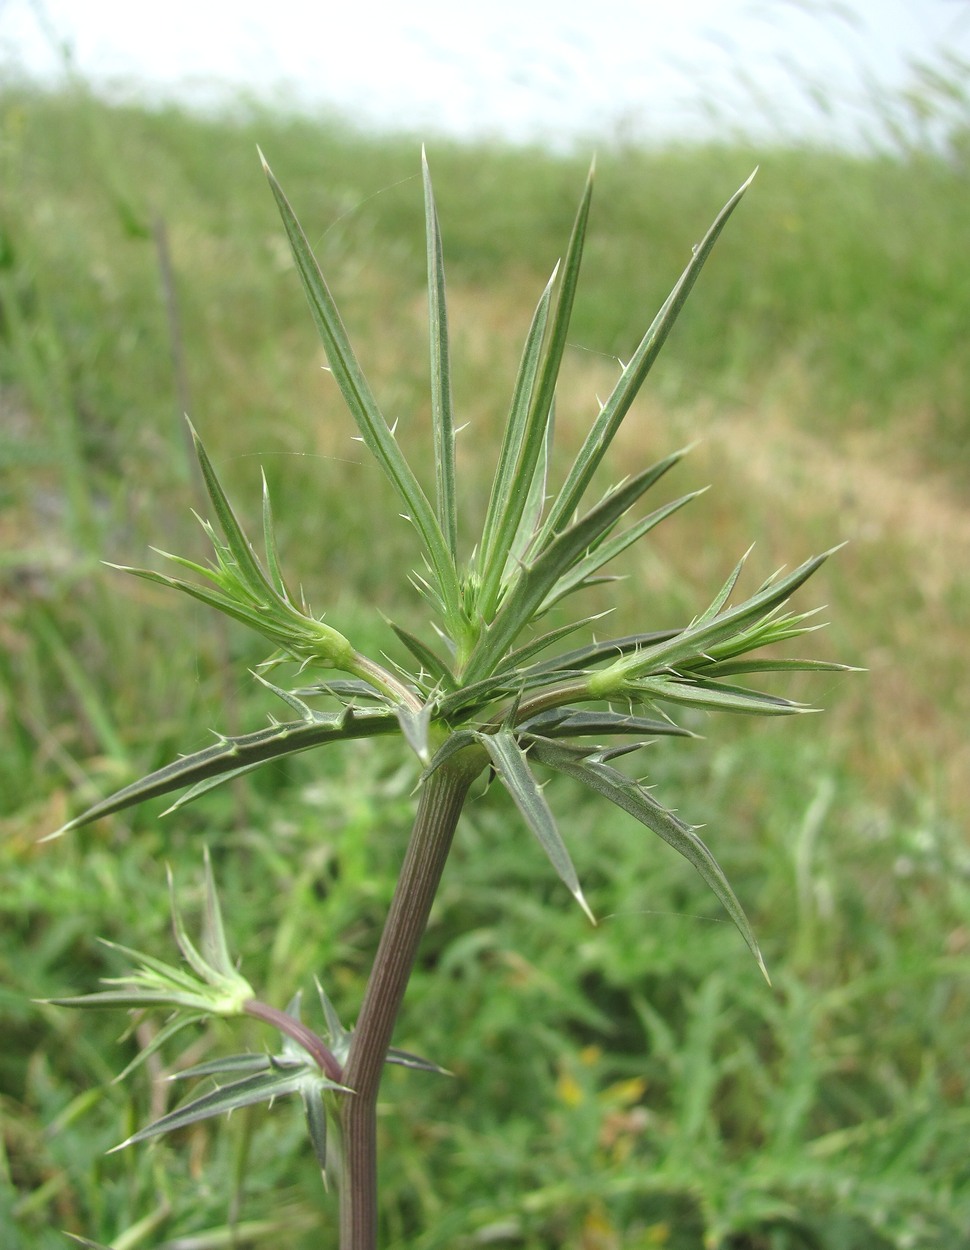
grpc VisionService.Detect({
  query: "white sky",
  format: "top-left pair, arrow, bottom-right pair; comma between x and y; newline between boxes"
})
2,0 -> 969,147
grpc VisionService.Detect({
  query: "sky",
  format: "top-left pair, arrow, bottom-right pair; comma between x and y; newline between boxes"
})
1,0 -> 969,149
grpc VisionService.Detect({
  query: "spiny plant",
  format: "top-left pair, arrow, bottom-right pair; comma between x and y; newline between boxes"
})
49,148 -> 847,1249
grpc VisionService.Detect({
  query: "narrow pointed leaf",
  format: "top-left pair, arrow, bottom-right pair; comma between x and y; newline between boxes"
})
161,761 -> 265,814
114,1013 -> 209,1081
477,265 -> 556,602
478,162 -> 594,616
422,729 -> 484,778
291,678 -> 390,703
303,1083 -> 331,1178
538,489 -> 701,615
386,1046 -> 451,1074
519,708 -> 692,739
496,613 -> 612,677
389,621 -> 455,687
261,470 -> 291,600
595,547 -> 840,688
250,672 -> 318,721
529,739 -> 768,980
315,980 -> 349,1047
395,700 -> 434,765
464,456 -> 681,683
176,1053 -> 274,1080
187,421 -> 276,603
693,547 -> 750,626
260,151 -> 462,629
525,628 -> 681,675
631,675 -> 809,715
170,871 -> 217,985
49,707 -> 400,837
200,846 -> 235,975
423,149 -> 458,557
115,564 -> 270,632
479,729 -> 595,923
540,171 -> 756,541
505,395 -> 555,578
690,656 -> 854,679
114,1067 -> 334,1149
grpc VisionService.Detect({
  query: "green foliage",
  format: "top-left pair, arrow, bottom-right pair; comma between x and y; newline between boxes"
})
2,85 -> 968,1248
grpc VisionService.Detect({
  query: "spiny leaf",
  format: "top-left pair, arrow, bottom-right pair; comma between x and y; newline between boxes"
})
463,454 -> 683,683
303,1082 -> 331,1179
499,613 -> 611,675
112,1065 -> 346,1151
592,547 -> 841,690
477,162 -> 594,618
260,149 -> 463,633
423,148 -> 458,558
477,264 -> 557,606
539,170 -> 756,542
187,418 -> 276,604
525,629 -> 681,675
629,675 -> 810,716
389,620 -> 455,687
49,706 -> 400,837
536,489 -> 703,616
478,729 -> 595,924
529,738 -> 769,980
691,656 -> 856,678
518,708 -> 692,740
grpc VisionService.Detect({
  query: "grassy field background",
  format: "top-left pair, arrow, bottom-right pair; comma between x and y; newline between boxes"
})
1,84 -> 968,1248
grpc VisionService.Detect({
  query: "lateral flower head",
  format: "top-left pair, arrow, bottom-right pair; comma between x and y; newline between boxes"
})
111,420 -> 358,674
44,849 -> 253,1054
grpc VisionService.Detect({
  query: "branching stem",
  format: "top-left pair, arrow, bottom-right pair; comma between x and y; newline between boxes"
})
243,999 -> 344,1084
337,747 -> 485,1249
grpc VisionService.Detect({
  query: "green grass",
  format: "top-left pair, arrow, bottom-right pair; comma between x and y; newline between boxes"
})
2,85 -> 969,1248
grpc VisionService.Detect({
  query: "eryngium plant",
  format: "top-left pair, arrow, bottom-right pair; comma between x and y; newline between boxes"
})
53,150 -> 847,1249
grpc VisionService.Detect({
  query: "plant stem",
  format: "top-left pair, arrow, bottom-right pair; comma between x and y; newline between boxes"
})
337,748 -> 484,1250
243,998 -> 344,1084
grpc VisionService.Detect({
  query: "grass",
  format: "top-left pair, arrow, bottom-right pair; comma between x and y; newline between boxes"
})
1,84 -> 969,1247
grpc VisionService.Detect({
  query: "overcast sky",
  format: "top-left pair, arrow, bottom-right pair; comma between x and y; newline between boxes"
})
2,0 -> 969,147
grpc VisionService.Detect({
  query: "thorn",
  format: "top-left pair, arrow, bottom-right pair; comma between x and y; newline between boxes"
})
576,889 -> 597,927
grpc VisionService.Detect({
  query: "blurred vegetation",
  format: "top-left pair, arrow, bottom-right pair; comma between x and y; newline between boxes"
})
1,83 -> 968,1248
